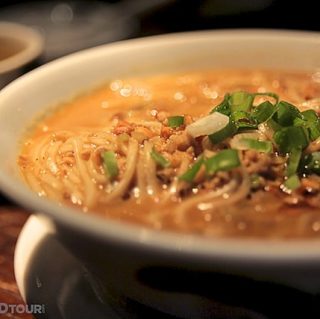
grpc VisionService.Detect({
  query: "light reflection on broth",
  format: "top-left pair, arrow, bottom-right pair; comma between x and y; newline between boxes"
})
18,69 -> 320,238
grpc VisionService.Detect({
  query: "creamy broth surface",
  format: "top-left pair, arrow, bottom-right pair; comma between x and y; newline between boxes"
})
19,69 -> 320,238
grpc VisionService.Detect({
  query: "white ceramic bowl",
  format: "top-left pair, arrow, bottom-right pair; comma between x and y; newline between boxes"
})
1,30 -> 320,317
0,22 -> 43,88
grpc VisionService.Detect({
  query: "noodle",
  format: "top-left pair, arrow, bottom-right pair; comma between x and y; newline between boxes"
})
163,157 -> 190,202
174,170 -> 250,226
144,141 -> 163,197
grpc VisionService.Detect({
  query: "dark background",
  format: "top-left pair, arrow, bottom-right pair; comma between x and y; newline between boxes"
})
0,0 -> 319,40
0,0 -> 320,32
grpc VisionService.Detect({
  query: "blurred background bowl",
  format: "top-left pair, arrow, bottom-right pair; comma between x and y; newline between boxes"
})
0,22 -> 43,88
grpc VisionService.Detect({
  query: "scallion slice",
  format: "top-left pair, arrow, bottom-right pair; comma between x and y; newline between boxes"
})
150,148 -> 170,168
286,148 -> 302,177
186,112 -> 229,138
231,111 -> 258,130
293,117 -> 306,127
205,149 -> 240,175
231,110 -> 249,122
240,138 -> 273,153
211,93 -> 231,115
300,110 -> 320,141
168,116 -> 184,128
308,123 -> 320,141
301,109 -> 319,122
253,92 -> 279,104
283,174 -> 300,191
267,118 -> 282,132
252,101 -> 275,123
273,101 -> 301,126
208,120 -> 237,144
273,126 -> 309,153
229,91 -> 254,112
179,156 -> 204,182
102,151 -> 119,180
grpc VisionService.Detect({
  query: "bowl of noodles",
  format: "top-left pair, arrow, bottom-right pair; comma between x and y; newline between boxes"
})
0,30 -> 320,317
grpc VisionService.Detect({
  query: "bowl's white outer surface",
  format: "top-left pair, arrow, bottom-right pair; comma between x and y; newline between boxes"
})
1,30 -> 320,294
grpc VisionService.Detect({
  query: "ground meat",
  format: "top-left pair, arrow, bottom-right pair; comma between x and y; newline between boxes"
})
166,150 -> 193,167
301,176 -> 320,194
305,194 -> 320,208
241,150 -> 285,180
201,171 -> 233,191
113,121 -> 135,135
156,167 -> 175,184
160,126 -> 174,139
241,150 -> 272,175
306,139 -> 320,153
156,111 -> 169,122
282,175 -> 320,207
165,130 -> 193,152
131,126 -> 155,143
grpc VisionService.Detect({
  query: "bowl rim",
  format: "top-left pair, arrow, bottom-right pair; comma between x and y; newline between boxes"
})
1,28 -> 320,263
0,21 -> 44,74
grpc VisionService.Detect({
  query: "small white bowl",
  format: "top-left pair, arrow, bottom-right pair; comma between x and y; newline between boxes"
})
0,22 -> 43,88
0,30 -> 320,317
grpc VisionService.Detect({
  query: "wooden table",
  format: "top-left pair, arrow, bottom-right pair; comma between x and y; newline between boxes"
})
0,201 -> 33,319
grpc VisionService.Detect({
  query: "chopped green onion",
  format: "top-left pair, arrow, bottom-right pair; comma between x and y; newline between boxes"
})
293,117 -> 306,127
273,126 -> 309,153
299,110 -> 320,141
286,148 -> 302,177
186,112 -> 229,138
168,116 -> 184,128
240,138 -> 273,153
301,109 -> 319,122
102,151 -> 119,180
267,118 -> 282,132
179,156 -> 204,182
253,92 -> 279,104
252,101 -> 275,123
231,111 -> 258,130
273,101 -> 301,126
211,93 -> 231,115
212,92 -> 279,116
150,148 -> 170,168
231,110 -> 249,122
208,120 -> 237,144
302,152 -> 320,175
283,174 -> 300,191
205,149 -> 240,175
308,123 -> 320,141
229,91 -> 254,112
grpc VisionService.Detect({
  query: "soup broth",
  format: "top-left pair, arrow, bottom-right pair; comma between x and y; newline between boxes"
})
19,69 -> 320,238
